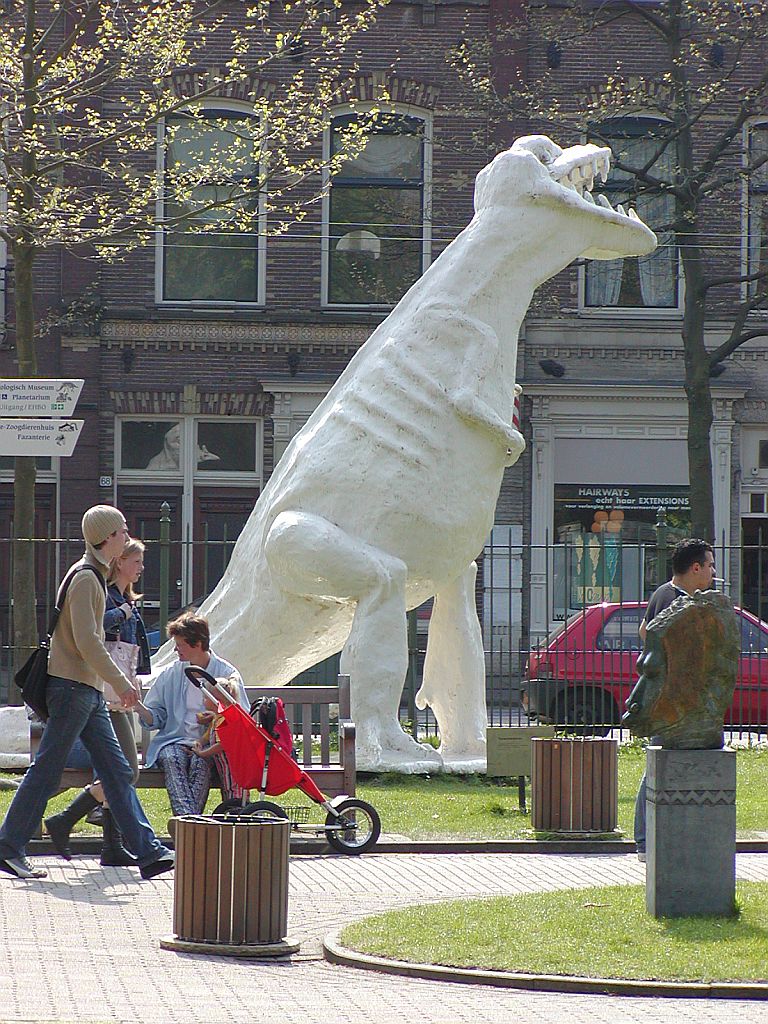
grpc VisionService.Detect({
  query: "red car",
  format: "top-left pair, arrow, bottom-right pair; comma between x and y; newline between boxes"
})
521,601 -> 768,735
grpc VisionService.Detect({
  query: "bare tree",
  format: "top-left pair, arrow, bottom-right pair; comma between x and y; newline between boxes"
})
452,0 -> 768,539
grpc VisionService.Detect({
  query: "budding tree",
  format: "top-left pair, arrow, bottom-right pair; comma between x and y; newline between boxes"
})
0,0 -> 384,672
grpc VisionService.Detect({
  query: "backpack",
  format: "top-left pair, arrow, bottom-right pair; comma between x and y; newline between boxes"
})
252,695 -> 294,755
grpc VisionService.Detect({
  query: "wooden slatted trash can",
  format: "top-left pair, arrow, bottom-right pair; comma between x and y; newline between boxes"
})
160,815 -> 299,957
531,738 -> 618,833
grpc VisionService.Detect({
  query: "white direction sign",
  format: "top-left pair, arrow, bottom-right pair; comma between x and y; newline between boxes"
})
0,419 -> 83,457
0,378 -> 84,417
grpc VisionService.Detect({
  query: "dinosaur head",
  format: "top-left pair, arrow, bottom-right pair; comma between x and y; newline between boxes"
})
474,134 -> 657,261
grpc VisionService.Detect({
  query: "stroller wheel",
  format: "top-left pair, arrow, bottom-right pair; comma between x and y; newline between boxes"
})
211,798 -> 246,816
241,800 -> 289,821
325,798 -> 381,855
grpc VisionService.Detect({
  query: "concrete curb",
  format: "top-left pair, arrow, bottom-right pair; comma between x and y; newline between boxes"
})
322,929 -> 768,1001
27,836 -> 768,856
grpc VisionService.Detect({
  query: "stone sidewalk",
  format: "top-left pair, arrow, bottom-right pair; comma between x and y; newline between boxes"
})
0,851 -> 766,1024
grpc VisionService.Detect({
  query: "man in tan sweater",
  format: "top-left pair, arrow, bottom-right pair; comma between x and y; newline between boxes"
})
0,505 -> 174,880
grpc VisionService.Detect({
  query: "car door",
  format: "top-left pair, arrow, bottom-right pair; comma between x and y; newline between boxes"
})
592,605 -> 644,713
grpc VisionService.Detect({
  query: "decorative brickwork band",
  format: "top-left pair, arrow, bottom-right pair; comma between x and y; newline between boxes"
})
199,390 -> 274,417
169,67 -> 276,103
647,788 -> 736,806
109,390 -> 181,415
334,72 -> 440,108
101,319 -> 371,350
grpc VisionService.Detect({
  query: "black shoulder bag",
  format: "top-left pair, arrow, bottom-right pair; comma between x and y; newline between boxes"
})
14,564 -> 104,721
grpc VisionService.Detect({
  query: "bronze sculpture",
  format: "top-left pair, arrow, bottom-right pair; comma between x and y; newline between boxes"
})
623,590 -> 739,749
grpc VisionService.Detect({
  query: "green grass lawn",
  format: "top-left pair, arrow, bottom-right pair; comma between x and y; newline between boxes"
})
340,883 -> 768,982
1,744 -> 767,841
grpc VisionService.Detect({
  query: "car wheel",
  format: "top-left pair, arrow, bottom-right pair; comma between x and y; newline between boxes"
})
555,690 -> 614,737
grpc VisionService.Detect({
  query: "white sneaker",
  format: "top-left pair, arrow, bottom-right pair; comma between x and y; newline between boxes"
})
637,851 -> 646,863
0,856 -> 48,879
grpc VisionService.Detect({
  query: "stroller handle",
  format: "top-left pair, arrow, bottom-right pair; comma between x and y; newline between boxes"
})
183,665 -> 239,707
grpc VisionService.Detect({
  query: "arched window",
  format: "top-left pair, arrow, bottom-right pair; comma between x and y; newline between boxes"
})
323,109 -> 431,306
583,118 -> 680,311
746,122 -> 768,296
157,106 -> 264,304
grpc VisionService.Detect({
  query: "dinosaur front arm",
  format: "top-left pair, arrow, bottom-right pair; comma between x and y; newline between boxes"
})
453,387 -> 526,467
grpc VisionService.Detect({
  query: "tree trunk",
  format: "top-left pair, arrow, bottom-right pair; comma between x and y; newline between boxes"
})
682,272 -> 715,541
11,242 -> 39,689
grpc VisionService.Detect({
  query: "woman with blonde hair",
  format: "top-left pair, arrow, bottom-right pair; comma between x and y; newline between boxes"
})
46,538 -> 151,865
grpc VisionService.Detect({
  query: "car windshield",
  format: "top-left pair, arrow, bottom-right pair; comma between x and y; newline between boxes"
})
546,611 -> 585,645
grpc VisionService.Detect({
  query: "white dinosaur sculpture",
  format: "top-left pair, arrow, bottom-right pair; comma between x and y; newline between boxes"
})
154,135 -> 657,771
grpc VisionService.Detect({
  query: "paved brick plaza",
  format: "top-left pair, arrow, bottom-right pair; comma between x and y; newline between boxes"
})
0,851 -> 766,1023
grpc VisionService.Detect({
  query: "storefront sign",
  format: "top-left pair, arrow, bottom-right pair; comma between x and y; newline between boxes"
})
556,484 -> 689,512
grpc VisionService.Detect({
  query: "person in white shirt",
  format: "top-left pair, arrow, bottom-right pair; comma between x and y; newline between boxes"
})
136,613 -> 247,815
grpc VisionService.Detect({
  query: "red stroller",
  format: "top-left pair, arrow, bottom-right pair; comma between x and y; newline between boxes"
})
185,667 -> 381,854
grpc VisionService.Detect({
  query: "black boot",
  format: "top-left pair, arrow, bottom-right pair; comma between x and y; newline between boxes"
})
100,809 -> 138,867
45,789 -> 100,860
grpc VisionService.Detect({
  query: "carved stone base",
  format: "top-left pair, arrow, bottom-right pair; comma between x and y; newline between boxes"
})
646,747 -> 736,918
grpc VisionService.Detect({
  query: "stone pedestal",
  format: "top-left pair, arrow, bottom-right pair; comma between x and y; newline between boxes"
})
646,747 -> 736,918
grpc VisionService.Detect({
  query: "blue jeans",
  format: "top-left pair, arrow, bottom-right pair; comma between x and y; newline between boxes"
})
634,738 -> 662,852
0,677 -> 171,868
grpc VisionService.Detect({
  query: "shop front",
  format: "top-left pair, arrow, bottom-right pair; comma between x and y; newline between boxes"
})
526,383 -> 740,641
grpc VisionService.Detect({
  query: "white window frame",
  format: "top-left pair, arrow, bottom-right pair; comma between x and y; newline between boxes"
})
578,117 -> 684,318
321,102 -> 432,309
154,100 -> 266,307
742,119 -> 768,299
115,415 -> 263,488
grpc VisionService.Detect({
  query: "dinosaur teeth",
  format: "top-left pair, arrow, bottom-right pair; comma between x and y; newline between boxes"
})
583,190 -> 596,204
597,194 -> 612,210
617,204 -> 627,217
628,208 -> 641,221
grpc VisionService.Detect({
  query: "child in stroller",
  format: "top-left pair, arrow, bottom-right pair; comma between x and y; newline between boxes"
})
192,677 -> 249,809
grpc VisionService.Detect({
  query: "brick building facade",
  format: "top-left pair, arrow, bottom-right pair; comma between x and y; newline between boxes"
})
2,0 -> 768,668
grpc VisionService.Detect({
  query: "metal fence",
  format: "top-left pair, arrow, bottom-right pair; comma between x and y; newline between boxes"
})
2,508 -> 767,741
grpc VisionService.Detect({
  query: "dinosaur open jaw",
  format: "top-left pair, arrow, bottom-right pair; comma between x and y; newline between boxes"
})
548,144 -> 645,225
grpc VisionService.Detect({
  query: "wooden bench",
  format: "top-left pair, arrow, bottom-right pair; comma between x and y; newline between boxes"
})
29,674 -> 356,799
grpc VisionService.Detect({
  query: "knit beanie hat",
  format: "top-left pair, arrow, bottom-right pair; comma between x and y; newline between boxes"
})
81,505 -> 126,547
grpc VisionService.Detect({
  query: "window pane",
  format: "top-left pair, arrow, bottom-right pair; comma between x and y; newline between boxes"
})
0,456 -> 51,471
596,608 -> 642,651
195,422 -> 257,473
163,112 -> 259,303
741,615 -> 768,655
329,186 -> 422,304
164,227 -> 258,302
121,421 -> 182,472
332,115 -> 423,179
585,122 -> 678,309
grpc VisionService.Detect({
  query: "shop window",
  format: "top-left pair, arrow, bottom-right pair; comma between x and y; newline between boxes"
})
117,417 -> 261,481
747,123 -> 768,296
584,118 -> 680,310
159,108 -> 263,304
552,484 -> 691,619
324,111 -> 430,306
